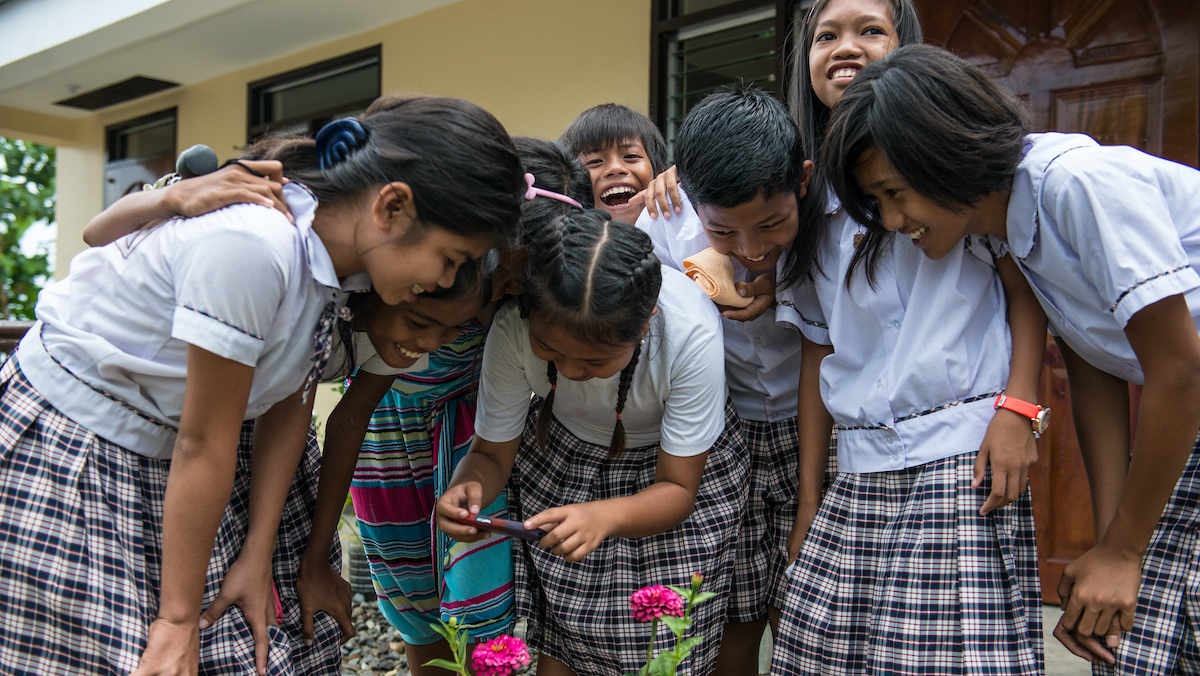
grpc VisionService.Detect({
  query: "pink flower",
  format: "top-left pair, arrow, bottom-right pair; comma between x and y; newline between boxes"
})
629,585 -> 685,622
471,635 -> 531,676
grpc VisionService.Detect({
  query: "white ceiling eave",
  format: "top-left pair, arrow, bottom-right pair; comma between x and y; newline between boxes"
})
0,0 -> 462,119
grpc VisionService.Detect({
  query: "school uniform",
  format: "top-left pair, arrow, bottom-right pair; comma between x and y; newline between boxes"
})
0,182 -> 364,675
343,322 -> 516,646
770,200 -> 1043,676
475,267 -> 748,676
637,191 -> 827,621
1004,132 -> 1200,675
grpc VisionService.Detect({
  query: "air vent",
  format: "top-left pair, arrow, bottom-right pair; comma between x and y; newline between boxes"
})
55,76 -> 180,111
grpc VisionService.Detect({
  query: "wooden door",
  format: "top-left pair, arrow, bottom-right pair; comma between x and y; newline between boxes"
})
914,0 -> 1200,603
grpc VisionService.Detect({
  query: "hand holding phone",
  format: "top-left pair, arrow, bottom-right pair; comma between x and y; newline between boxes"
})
451,515 -> 547,542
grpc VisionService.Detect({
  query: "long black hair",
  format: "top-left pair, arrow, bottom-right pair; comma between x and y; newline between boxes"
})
821,44 -> 1030,283
522,209 -> 662,456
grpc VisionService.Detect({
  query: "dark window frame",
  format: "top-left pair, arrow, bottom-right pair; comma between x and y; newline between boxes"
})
246,45 -> 381,142
649,0 -> 805,143
105,107 -> 178,163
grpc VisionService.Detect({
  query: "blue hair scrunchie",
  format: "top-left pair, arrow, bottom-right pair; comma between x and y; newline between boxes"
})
315,117 -> 368,170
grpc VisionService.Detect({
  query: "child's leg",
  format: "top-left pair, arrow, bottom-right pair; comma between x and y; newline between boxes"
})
713,417 -> 799,676
536,653 -> 578,676
1092,434 -> 1200,676
868,454 -> 1041,676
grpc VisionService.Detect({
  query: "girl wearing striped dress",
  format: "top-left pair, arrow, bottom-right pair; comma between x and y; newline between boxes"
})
437,210 -> 748,676
0,96 -> 523,676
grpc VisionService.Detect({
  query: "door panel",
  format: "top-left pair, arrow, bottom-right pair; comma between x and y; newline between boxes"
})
915,0 -> 1198,603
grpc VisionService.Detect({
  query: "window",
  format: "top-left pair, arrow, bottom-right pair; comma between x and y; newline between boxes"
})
650,1 -> 810,148
104,108 -> 177,208
247,46 -> 381,141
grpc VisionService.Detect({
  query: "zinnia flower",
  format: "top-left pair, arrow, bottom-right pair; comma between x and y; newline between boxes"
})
629,584 -> 685,622
472,635 -> 531,676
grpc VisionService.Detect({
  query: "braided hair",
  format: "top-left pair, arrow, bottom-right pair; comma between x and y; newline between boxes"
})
524,209 -> 662,456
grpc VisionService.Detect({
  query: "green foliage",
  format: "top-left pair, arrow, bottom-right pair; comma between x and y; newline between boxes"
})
631,574 -> 713,676
0,137 -> 55,320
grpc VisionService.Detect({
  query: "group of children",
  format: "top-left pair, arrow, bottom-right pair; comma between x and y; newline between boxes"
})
1,0 -> 1199,675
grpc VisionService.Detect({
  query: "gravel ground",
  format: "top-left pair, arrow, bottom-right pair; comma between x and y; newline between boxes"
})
340,594 -> 539,676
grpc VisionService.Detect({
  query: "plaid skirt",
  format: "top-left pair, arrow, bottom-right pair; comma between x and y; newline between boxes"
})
0,358 -> 342,675
728,419 -> 839,622
1094,434 -> 1200,676
512,398 -> 749,676
771,452 -> 1042,676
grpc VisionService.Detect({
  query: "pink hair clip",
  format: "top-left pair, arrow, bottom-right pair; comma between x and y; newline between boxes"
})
524,172 -> 583,209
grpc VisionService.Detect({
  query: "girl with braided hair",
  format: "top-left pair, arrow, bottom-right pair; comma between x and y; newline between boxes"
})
437,209 -> 748,676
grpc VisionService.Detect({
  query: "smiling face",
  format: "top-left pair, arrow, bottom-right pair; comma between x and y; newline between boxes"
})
579,139 -> 655,223
527,313 -> 645,382
362,294 -> 483,369
809,0 -> 899,109
362,226 -> 494,305
853,148 -> 982,260
693,163 -> 810,272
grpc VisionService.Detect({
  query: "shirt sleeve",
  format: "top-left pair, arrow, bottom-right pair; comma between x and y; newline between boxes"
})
1044,151 -> 1200,327
170,218 -> 292,366
474,306 -> 536,443
658,307 -> 727,457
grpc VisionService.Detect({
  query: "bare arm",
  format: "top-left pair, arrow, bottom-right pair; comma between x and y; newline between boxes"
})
1057,295 -> 1200,656
788,335 -> 835,562
84,161 -> 288,247
436,435 -> 522,538
130,345 -> 254,676
297,371 -> 396,644
975,254 -> 1048,514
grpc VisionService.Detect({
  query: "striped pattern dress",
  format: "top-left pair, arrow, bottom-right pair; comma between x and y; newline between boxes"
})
348,322 -> 515,645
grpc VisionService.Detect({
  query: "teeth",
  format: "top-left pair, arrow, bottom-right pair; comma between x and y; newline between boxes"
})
832,68 -> 858,79
909,226 -> 927,240
744,253 -> 768,262
412,284 -> 425,295
397,345 -> 423,359
600,186 -> 637,199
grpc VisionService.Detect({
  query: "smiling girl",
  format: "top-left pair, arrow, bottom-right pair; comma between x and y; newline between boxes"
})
437,210 -> 748,676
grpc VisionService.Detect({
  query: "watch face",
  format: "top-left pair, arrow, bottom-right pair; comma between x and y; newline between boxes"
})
1034,408 -> 1050,435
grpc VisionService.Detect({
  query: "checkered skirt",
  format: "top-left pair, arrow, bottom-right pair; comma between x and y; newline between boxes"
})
727,419 -> 839,622
512,398 -> 748,676
1093,435 -> 1200,676
0,358 -> 342,675
771,452 -> 1042,676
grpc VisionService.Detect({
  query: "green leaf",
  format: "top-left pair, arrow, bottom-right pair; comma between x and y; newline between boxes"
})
690,591 -> 718,605
422,658 -> 467,673
646,652 -> 680,676
676,636 -> 705,654
660,615 -> 691,635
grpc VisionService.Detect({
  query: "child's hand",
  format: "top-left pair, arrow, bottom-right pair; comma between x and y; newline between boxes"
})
435,481 -> 488,542
296,556 -> 356,646
636,165 -> 682,219
974,409 -> 1038,514
721,274 -> 775,322
127,617 -> 199,676
1055,543 -> 1140,663
167,160 -> 292,224
786,500 -> 821,564
198,553 -> 275,675
1052,613 -> 1121,664
525,502 -> 612,563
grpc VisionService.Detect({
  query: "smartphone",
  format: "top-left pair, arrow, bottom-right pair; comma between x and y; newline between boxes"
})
452,515 -> 548,542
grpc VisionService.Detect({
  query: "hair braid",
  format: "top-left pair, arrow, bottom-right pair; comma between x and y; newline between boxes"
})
535,360 -> 559,451
607,339 -> 643,457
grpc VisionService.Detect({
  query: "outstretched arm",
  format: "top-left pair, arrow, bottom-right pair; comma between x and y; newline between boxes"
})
130,345 -> 254,676
975,254 -> 1047,514
788,336 -> 834,562
297,371 -> 396,645
85,161 -> 288,247
1056,294 -> 1200,662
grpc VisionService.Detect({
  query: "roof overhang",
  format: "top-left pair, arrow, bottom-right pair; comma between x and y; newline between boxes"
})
0,0 -> 461,120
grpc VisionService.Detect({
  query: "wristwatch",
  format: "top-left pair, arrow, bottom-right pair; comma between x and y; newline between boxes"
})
994,393 -> 1050,436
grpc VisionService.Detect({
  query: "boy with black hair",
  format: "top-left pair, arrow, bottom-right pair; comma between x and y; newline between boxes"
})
560,103 -> 668,225
636,86 -> 824,675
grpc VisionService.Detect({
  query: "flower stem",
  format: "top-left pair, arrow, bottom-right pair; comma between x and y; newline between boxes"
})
647,617 -> 658,668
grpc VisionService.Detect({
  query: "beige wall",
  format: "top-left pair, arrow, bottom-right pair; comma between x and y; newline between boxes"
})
4,0 -> 650,426
38,0 -> 650,269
